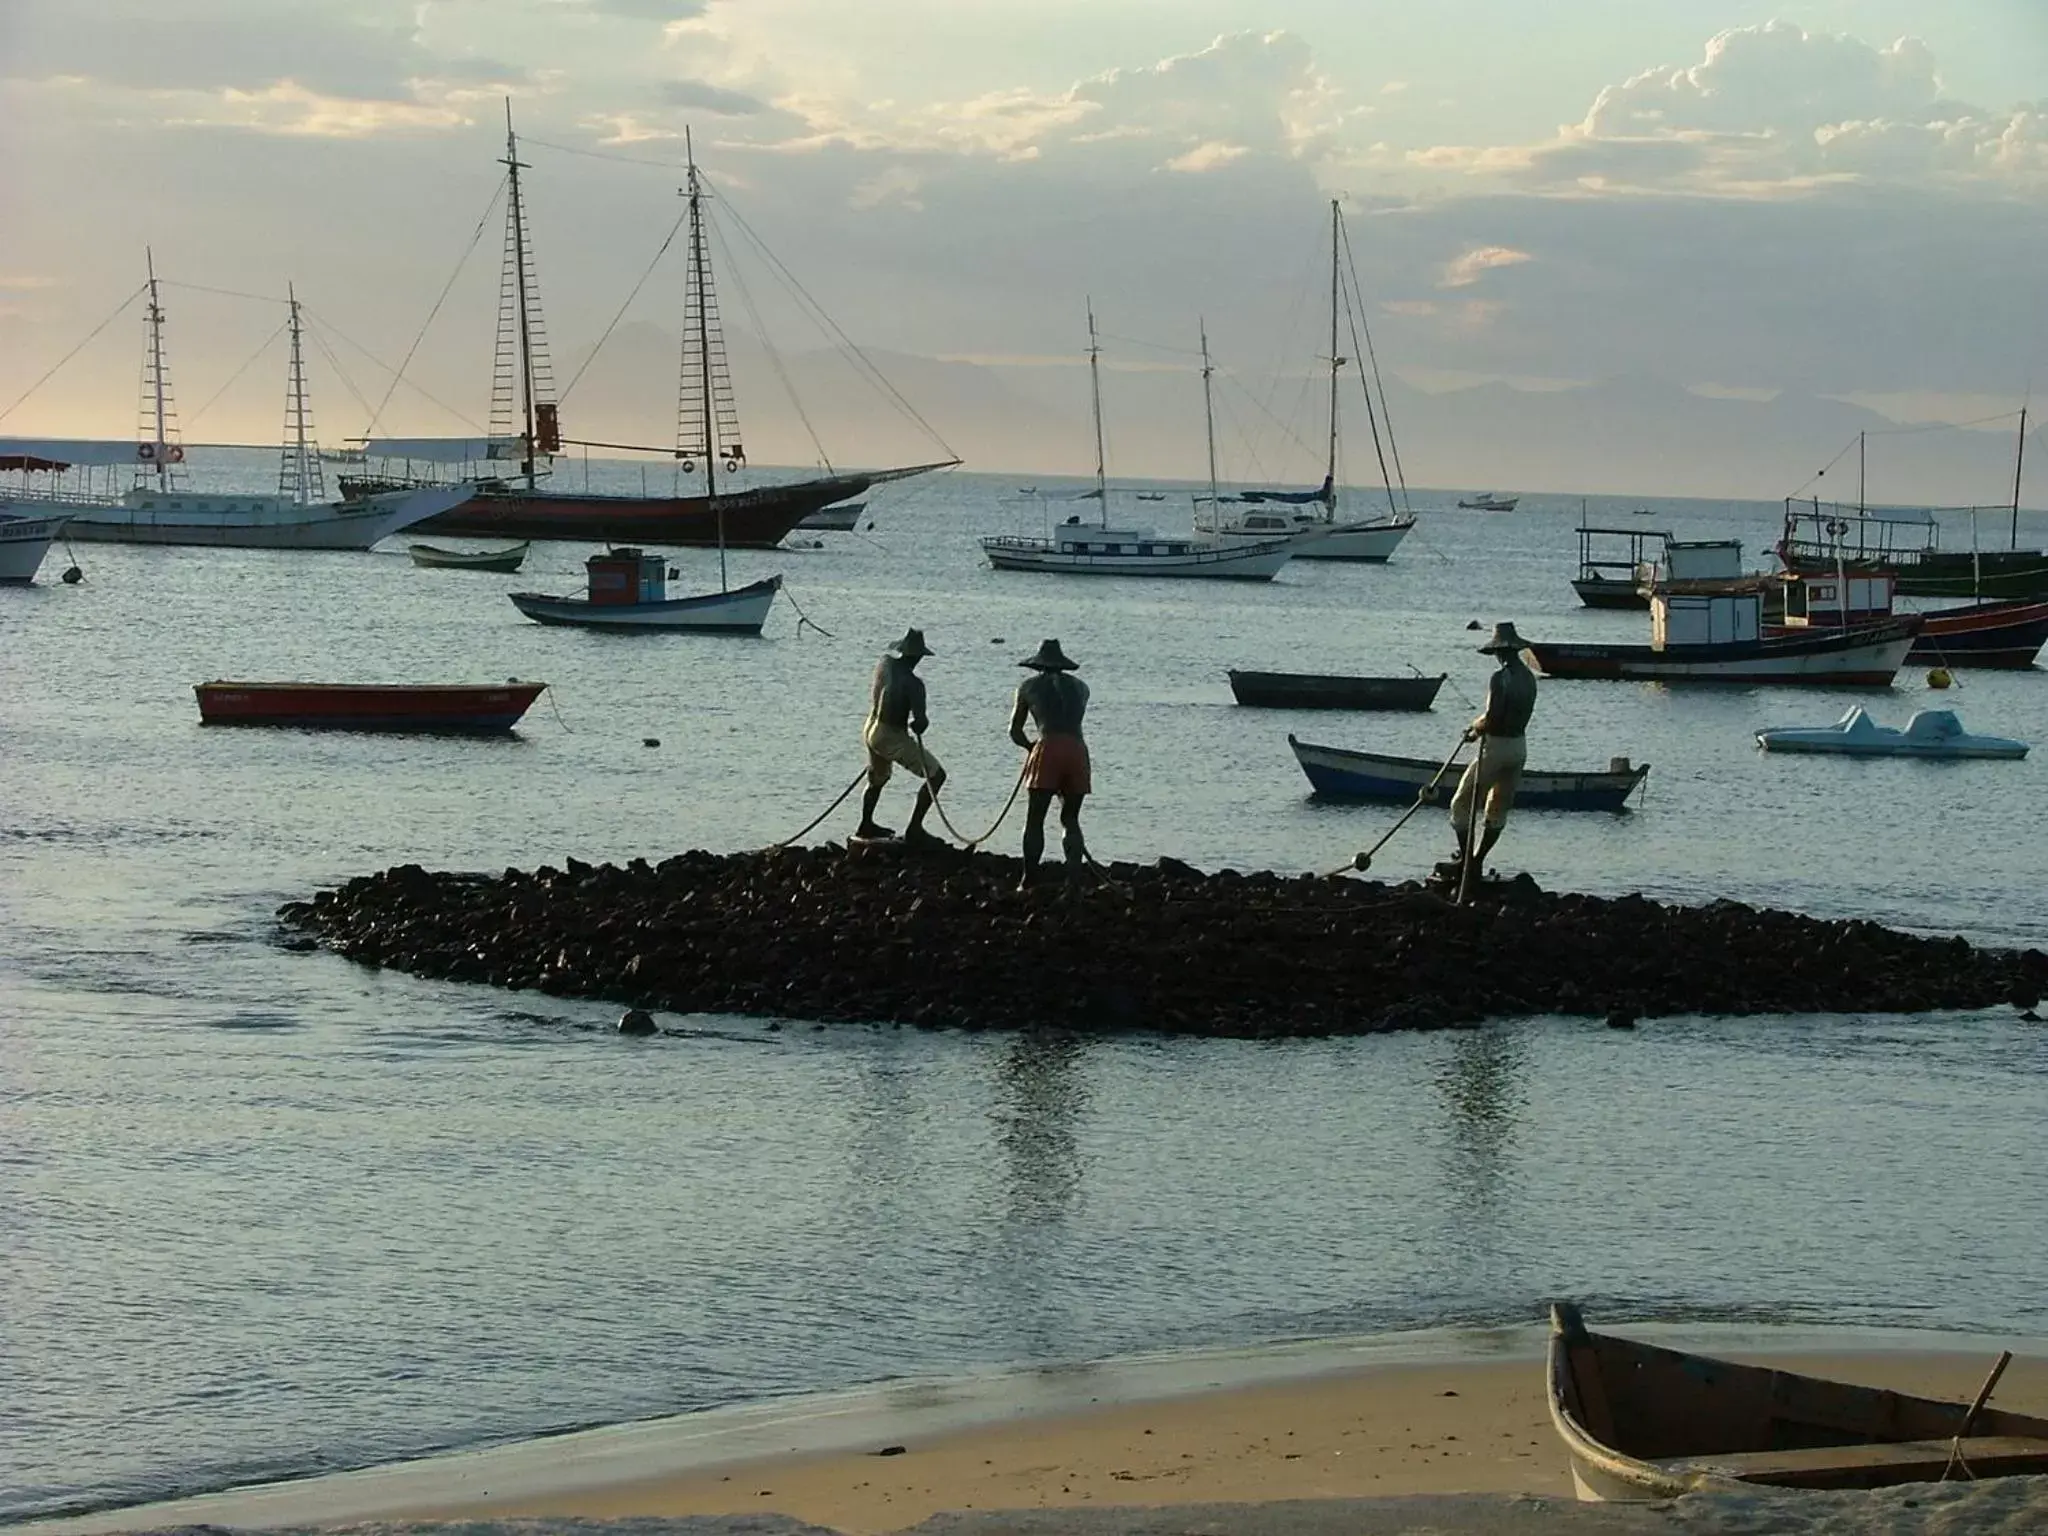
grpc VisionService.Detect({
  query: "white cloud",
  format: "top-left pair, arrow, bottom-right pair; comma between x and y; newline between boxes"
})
1403,23 -> 2048,196
1438,245 -> 1533,288
1165,141 -> 1250,173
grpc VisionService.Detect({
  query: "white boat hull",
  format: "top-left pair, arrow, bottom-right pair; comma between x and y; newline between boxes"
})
33,483 -> 469,550
982,535 -> 1294,580
1528,621 -> 1920,686
1209,517 -> 1412,562
0,513 -> 70,583
509,574 -> 781,633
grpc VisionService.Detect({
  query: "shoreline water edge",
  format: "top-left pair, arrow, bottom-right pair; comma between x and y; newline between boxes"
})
16,1325 -> 2048,1536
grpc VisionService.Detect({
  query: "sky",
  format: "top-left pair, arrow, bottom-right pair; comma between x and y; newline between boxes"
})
3,0 -> 2046,497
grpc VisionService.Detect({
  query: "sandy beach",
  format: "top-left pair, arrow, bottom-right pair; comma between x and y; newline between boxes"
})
417,1350 -> 2048,1535
33,1336 -> 2045,1536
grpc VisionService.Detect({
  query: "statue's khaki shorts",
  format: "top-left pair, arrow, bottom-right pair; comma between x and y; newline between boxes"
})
1449,734 -> 1527,832
864,720 -> 942,786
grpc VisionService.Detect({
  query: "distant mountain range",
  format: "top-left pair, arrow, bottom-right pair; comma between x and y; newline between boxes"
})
547,321 -> 2032,509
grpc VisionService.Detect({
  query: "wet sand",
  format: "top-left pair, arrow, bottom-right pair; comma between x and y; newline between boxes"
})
29,1335 -> 2045,1536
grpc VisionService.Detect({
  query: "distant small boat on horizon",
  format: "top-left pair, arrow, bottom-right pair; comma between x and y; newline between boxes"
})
1456,491 -> 1519,511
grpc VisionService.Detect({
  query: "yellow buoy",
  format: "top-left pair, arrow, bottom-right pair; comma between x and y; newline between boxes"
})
1927,667 -> 1953,689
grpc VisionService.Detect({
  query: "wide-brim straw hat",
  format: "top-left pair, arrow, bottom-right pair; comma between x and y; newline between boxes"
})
889,627 -> 934,659
1478,621 -> 1528,655
1019,638 -> 1079,671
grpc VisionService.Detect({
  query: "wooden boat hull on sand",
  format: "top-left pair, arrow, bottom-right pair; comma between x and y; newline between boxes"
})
195,681 -> 546,733
1228,670 -> 1444,710
1548,1303 -> 2048,1502
1288,736 -> 1646,810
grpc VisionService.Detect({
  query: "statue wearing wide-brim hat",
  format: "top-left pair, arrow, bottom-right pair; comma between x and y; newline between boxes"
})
1019,638 -> 1079,672
889,627 -> 935,660
1478,621 -> 1529,655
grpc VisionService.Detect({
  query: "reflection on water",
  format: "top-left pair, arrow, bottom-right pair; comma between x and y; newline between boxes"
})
1435,1026 -> 1530,1219
996,1032 -> 1089,1225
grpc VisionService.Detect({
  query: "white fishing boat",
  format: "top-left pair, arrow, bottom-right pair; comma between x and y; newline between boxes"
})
1196,200 -> 1415,562
1457,492 -> 1519,511
0,259 -> 466,551
0,510 -> 71,584
980,305 -> 1300,581
510,549 -> 781,633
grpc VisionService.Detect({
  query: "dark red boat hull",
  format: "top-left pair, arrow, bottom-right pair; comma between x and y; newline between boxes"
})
195,681 -> 547,733
416,475 -> 874,547
1907,598 -> 2048,669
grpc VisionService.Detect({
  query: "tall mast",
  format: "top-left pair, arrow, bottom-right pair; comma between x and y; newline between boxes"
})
686,128 -> 725,587
145,247 -> 168,493
1086,298 -> 1107,526
503,102 -> 538,489
2013,405 -> 2028,552
279,282 -> 324,505
1199,319 -> 1220,516
1325,199 -> 1341,518
1857,430 -> 1865,516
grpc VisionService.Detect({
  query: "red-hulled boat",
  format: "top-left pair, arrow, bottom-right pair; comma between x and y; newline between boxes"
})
195,681 -> 547,733
1764,570 -> 2048,669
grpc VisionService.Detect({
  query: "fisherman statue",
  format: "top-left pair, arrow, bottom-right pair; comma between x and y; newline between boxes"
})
857,627 -> 947,845
1009,638 -> 1091,889
1440,621 -> 1537,896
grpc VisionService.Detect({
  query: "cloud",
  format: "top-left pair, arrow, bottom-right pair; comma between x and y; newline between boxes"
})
573,0 -> 706,17
1403,23 -> 2048,195
656,78 -> 770,116
1165,141 -> 1250,173
848,165 -> 924,211
1438,245 -> 1533,288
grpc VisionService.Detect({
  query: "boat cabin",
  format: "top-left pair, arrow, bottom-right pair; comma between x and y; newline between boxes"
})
1575,524 -> 1669,583
1658,538 -> 1745,586
1651,590 -> 1761,648
587,547 -> 668,605
1778,570 -> 1896,628
1051,519 -> 1197,557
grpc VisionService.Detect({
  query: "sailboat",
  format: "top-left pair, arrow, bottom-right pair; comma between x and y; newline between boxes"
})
1197,201 -> 1416,562
349,106 -> 954,547
0,259 -> 468,550
506,137 -> 780,635
980,305 -> 1299,579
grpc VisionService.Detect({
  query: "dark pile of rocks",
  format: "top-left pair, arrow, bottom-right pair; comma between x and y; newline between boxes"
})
276,844 -> 2044,1038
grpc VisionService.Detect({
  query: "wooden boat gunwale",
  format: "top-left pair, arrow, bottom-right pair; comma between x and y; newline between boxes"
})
1547,1302 -> 2048,1502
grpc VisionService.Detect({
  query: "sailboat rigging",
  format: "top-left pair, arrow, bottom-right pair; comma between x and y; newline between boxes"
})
0,257 -> 469,549
349,105 -> 956,547
979,303 -> 1301,580
1197,200 -> 1415,562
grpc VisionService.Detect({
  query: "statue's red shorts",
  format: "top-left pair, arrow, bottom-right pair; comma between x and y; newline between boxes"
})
1025,733 -> 1091,796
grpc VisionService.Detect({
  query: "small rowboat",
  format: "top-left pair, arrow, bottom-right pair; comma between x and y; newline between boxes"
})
195,681 -> 547,733
409,540 -> 530,572
1756,706 -> 2028,759
1548,1302 -> 2048,1501
1288,736 -> 1647,810
1228,670 -> 1445,711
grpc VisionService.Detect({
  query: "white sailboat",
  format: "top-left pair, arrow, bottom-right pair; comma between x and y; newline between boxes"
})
981,304 -> 1299,580
1198,200 -> 1416,562
0,256 -> 467,549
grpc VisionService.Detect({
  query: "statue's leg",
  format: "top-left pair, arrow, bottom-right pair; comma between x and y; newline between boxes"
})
1020,790 -> 1053,886
1059,793 -> 1088,876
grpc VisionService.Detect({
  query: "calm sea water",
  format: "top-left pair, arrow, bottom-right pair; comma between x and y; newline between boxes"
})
4,459 -> 2047,1522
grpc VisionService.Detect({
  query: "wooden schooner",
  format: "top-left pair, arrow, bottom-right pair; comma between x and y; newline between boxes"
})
347,106 -> 955,547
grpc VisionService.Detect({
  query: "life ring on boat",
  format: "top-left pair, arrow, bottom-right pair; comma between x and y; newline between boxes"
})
137,443 -> 156,462
165,444 -> 185,464
678,457 -> 696,473
724,458 -> 740,474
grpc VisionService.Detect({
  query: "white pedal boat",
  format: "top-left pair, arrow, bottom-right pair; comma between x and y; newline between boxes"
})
1756,706 -> 2029,759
